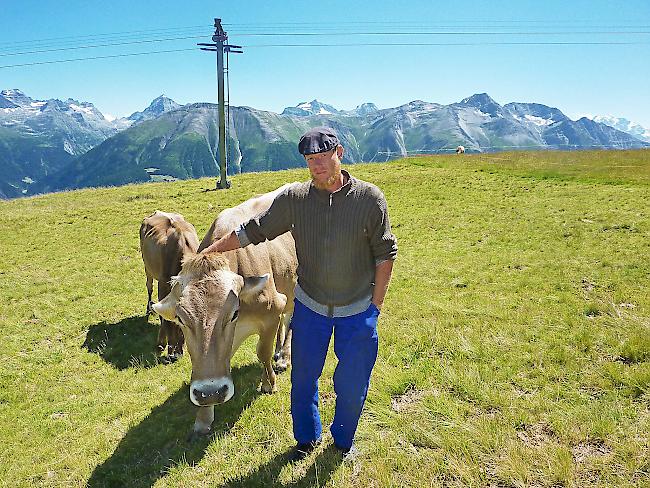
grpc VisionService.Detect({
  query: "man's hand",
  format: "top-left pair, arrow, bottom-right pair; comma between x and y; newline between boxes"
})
201,230 -> 242,254
372,260 -> 394,311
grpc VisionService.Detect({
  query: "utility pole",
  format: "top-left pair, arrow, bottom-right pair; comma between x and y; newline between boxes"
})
199,18 -> 243,189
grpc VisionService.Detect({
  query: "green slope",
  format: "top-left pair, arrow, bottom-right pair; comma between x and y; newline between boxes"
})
0,150 -> 648,487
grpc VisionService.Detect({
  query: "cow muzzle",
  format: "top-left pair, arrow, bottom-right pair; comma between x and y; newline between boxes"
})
189,377 -> 235,406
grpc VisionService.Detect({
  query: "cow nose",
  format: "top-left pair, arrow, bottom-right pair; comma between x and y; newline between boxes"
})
192,384 -> 230,406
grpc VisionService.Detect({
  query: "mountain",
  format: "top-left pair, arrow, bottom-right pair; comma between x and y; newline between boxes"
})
346,103 -> 379,116
127,95 -> 182,124
587,115 -> 650,143
459,93 -> 505,117
0,89 -> 123,198
0,90 -> 181,198
282,100 -> 340,116
32,94 -> 647,196
38,104 -> 327,192
3,90 -> 648,199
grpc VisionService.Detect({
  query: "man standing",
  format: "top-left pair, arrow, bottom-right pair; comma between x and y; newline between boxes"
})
202,127 -> 398,461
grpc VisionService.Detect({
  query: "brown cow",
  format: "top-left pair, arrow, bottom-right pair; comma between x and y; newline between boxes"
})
140,210 -> 199,361
152,185 -> 297,436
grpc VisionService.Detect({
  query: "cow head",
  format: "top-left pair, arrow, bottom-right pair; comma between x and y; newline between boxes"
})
152,252 -> 268,406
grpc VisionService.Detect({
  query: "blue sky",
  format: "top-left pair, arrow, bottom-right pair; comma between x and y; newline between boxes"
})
2,0 -> 649,125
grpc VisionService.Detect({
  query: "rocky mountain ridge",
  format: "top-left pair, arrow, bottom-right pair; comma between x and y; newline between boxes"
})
1,90 -> 648,199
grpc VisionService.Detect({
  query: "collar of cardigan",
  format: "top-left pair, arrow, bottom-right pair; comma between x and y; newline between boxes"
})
309,169 -> 355,201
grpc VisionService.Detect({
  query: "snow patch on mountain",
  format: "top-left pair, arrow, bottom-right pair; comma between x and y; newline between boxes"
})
586,115 -> 650,142
282,100 -> 339,117
513,114 -> 554,126
69,103 -> 95,115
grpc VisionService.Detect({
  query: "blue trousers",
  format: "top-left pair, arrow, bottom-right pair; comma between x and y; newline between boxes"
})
290,299 -> 379,450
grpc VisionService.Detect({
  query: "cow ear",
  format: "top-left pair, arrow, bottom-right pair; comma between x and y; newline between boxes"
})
239,274 -> 269,303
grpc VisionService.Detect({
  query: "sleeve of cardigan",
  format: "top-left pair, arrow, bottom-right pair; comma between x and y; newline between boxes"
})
368,189 -> 398,264
241,188 -> 293,245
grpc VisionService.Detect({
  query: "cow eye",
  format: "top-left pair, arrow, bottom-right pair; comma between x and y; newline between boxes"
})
176,307 -> 188,327
231,309 -> 239,322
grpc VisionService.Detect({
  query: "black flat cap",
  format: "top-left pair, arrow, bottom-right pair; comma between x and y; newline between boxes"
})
298,127 -> 340,155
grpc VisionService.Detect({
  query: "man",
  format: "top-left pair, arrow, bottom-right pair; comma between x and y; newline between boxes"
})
203,127 -> 398,461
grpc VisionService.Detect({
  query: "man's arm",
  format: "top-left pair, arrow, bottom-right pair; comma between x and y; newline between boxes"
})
201,230 -> 242,254
372,259 -> 394,310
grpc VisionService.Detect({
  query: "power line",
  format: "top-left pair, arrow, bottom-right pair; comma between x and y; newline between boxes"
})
1,25 -> 647,56
0,34 -> 207,57
229,31 -> 650,36
239,41 -> 650,47
2,22 -> 648,48
0,48 -> 196,69
0,29 -> 210,54
2,29 -> 646,57
0,25 -> 211,48
223,20 -> 650,27
1,38 -> 647,70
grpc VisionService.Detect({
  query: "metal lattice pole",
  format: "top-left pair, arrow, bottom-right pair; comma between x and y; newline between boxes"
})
198,18 -> 242,189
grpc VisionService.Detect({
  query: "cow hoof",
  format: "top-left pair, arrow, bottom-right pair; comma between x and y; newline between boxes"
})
273,361 -> 288,373
261,383 -> 277,394
168,352 -> 183,362
160,353 -> 181,365
187,428 -> 211,443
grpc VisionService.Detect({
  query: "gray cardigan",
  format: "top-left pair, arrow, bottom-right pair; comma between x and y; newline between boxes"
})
238,170 -> 398,317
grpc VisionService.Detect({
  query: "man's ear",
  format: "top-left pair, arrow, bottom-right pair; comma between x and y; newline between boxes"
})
239,274 -> 269,303
337,145 -> 344,159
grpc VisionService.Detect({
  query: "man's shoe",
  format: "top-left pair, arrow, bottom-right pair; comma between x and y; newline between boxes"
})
289,440 -> 320,462
335,444 -> 360,463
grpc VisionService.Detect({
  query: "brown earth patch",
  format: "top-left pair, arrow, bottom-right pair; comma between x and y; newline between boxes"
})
572,439 -> 611,464
516,422 -> 557,447
391,386 -> 425,412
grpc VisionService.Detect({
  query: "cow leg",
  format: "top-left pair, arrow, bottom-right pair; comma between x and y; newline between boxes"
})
145,274 -> 154,317
257,318 -> 279,394
274,318 -> 285,358
279,327 -> 292,370
190,406 -> 215,440
273,313 -> 293,373
166,321 -> 185,362
156,280 -> 172,356
157,319 -> 168,356
274,297 -> 294,372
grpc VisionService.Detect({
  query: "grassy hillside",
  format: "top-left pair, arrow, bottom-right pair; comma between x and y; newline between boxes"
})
0,150 -> 648,487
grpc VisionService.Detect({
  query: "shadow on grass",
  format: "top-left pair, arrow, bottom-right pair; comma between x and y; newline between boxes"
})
217,445 -> 343,488
82,315 -> 160,370
87,363 -> 262,488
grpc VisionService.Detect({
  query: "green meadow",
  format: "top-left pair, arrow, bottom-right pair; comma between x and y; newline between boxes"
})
0,150 -> 648,487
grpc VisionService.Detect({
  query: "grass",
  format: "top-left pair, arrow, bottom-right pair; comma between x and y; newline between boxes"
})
0,149 -> 648,487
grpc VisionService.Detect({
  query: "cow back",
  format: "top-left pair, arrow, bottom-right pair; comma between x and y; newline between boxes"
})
140,211 -> 200,281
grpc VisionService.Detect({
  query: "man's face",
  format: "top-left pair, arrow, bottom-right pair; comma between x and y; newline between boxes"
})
305,146 -> 343,190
